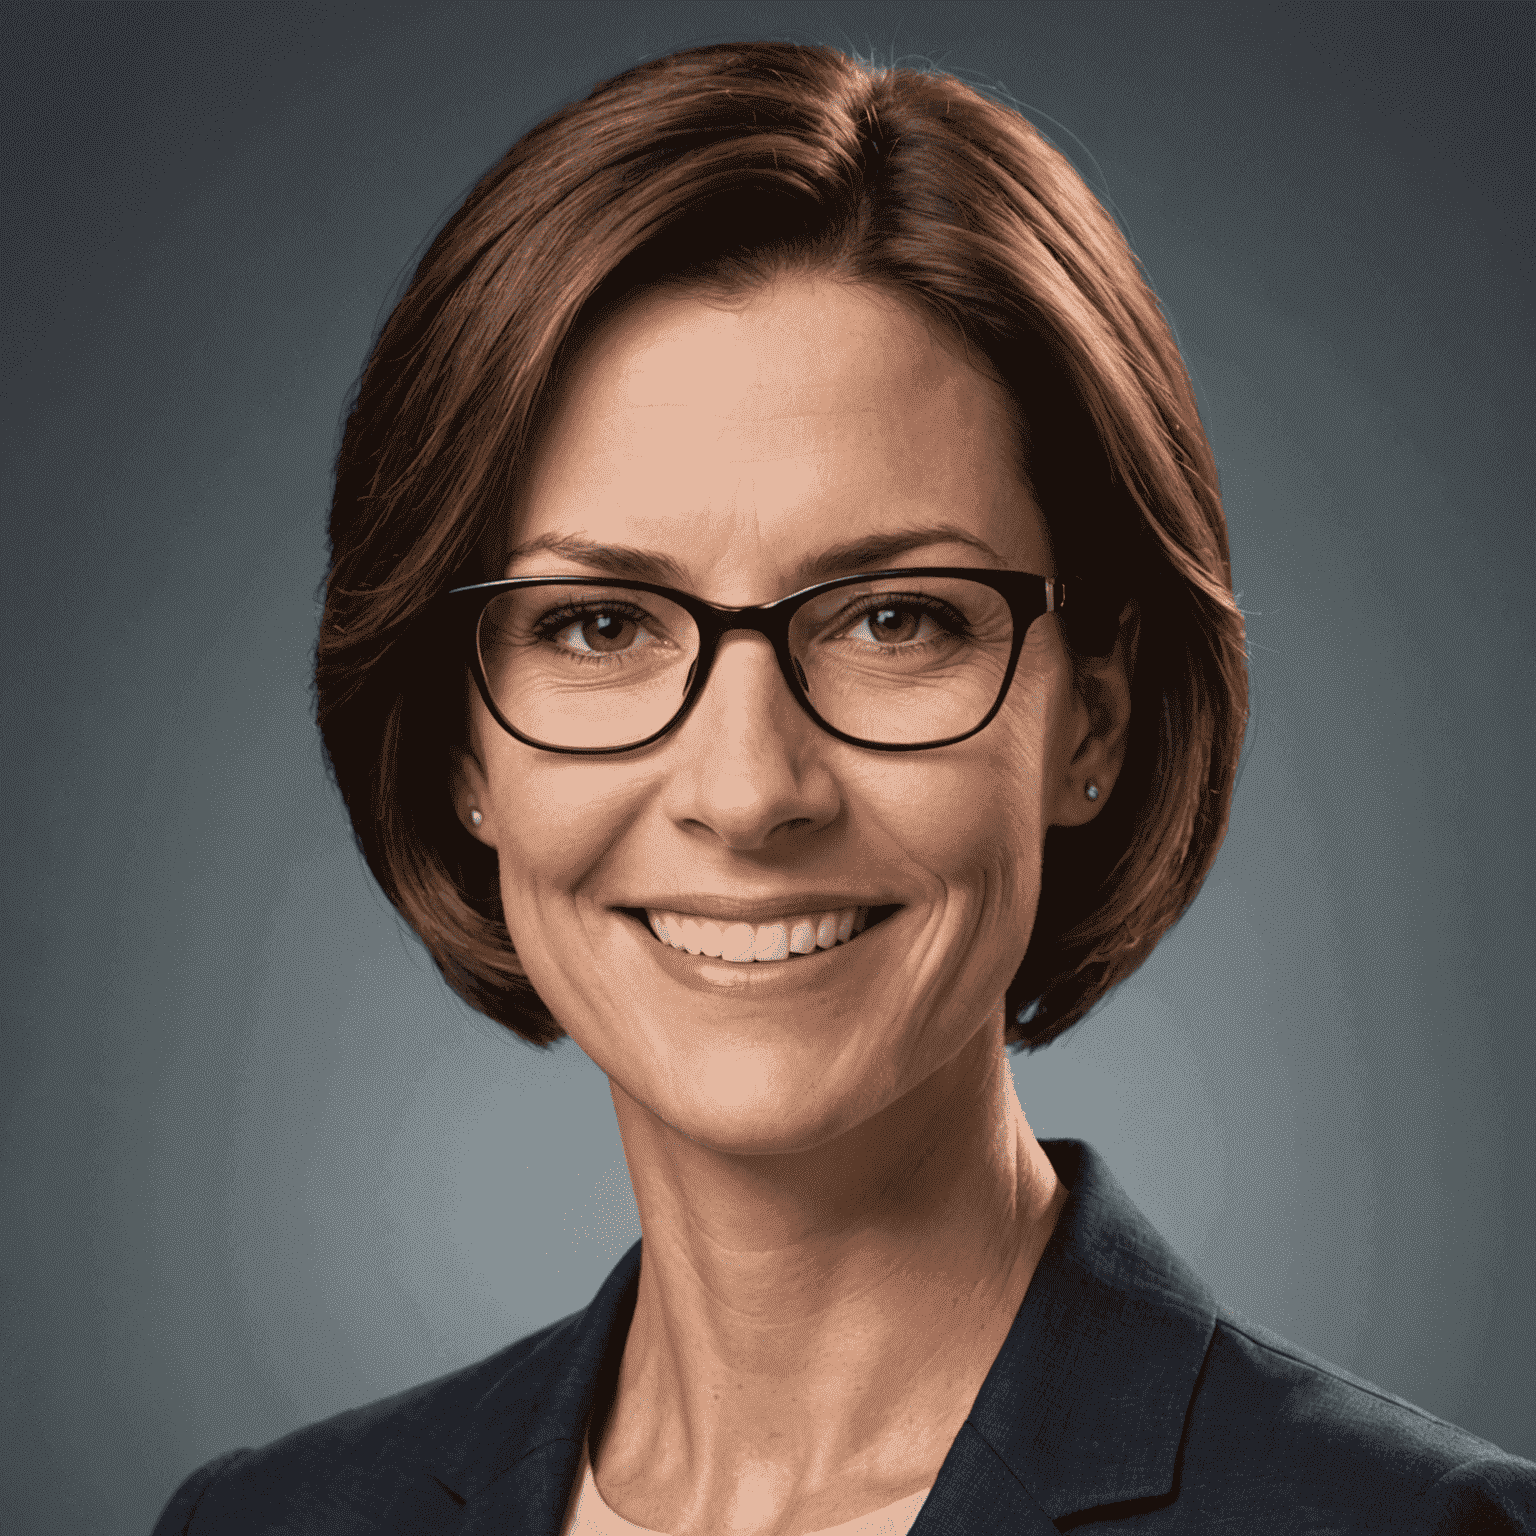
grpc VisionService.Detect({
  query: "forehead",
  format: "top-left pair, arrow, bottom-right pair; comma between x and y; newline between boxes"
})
511,276 -> 1050,597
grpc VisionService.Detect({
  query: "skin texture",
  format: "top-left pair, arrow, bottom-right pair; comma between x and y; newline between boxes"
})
455,276 -> 1134,1535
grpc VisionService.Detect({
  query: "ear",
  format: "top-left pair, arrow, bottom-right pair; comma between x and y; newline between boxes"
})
1050,600 -> 1138,828
450,745 -> 496,844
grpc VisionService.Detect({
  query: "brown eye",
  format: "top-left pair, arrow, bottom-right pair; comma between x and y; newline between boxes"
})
545,608 -> 650,655
577,612 -> 636,651
845,602 -> 941,647
867,606 -> 920,643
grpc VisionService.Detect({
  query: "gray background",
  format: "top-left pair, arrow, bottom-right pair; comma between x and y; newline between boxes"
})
3,2 -> 1532,1530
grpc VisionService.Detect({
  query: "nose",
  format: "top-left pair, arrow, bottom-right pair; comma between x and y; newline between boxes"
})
662,631 -> 842,850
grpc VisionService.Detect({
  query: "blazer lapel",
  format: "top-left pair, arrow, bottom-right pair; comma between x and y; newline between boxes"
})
912,1140 -> 1218,1529
913,1422 -> 1064,1534
449,1240 -> 643,1534
456,1440 -> 590,1536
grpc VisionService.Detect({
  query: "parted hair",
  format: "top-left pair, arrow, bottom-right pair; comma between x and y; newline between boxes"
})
315,41 -> 1248,1051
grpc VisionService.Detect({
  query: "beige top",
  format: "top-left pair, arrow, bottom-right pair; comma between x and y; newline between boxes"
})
558,1438 -> 931,1536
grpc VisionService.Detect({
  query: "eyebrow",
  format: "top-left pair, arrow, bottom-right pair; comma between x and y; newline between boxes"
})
504,533 -> 688,584
503,524 -> 1006,589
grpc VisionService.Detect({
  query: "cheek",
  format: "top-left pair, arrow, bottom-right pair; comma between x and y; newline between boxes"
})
866,683 -> 1053,909
986,687 -> 1056,869
483,743 -> 645,932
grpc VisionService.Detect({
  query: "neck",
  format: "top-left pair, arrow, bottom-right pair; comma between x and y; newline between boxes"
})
592,1016 -> 1067,1534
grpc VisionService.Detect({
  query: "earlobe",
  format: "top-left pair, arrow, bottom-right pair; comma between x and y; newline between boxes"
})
1052,601 -> 1137,828
450,746 -> 494,843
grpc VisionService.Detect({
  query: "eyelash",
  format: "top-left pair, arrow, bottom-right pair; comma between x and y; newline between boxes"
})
832,595 -> 972,641
530,601 -> 664,661
532,600 -> 651,634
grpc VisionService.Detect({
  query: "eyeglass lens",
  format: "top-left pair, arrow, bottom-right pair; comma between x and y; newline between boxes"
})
475,577 -> 1016,750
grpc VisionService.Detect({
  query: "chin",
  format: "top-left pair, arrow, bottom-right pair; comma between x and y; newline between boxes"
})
644,1043 -> 905,1159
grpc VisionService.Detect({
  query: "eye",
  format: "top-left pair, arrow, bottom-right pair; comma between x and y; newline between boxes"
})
844,601 -> 951,646
542,605 -> 656,655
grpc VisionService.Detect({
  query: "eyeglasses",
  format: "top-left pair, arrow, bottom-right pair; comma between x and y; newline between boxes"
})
445,567 -> 1067,754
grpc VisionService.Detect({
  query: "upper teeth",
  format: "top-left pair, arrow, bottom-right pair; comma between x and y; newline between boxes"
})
647,906 -> 869,963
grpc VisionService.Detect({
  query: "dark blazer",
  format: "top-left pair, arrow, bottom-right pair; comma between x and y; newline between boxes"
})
153,1140 -> 1535,1534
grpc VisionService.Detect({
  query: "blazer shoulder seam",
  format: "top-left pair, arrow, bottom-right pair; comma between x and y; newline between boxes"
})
1214,1318 -> 1459,1430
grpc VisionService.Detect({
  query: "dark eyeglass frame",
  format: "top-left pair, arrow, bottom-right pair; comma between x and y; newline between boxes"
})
444,567 -> 1068,755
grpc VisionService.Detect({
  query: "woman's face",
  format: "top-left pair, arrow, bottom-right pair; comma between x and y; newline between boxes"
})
460,275 -> 1121,1155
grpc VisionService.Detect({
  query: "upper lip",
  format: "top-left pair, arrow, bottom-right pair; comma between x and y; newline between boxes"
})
620,894 -> 900,923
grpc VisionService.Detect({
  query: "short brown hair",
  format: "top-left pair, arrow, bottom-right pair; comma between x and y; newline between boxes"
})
315,41 -> 1248,1051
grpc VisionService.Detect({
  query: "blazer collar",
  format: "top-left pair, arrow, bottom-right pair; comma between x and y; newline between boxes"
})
958,1139 -> 1217,1521
444,1139 -> 1215,1531
450,1241 -> 642,1534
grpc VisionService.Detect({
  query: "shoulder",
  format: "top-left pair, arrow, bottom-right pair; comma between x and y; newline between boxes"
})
1179,1307 -> 1536,1532
149,1309 -> 582,1534
1011,1142 -> 1535,1533
149,1237 -> 644,1533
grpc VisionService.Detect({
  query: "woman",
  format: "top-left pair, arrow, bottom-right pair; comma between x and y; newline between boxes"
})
152,41 -> 1534,1536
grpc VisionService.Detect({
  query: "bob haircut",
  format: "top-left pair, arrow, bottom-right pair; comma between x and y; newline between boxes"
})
315,41 -> 1248,1051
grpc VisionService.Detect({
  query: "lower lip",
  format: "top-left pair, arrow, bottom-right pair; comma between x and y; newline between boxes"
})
617,909 -> 902,996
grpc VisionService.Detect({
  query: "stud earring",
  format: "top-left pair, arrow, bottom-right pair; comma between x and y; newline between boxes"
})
1085,781 -> 1100,802
470,808 -> 483,827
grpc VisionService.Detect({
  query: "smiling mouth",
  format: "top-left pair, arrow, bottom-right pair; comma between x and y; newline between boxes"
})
622,905 -> 902,963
